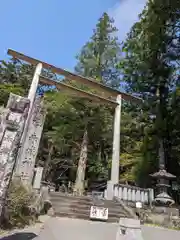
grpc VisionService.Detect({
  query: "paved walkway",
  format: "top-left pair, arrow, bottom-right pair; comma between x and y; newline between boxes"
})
1,217 -> 180,240
142,225 -> 180,240
37,217 -> 118,240
0,215 -> 50,240
37,217 -> 180,240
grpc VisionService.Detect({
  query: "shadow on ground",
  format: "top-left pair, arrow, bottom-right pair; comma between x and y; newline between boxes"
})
0,232 -> 37,240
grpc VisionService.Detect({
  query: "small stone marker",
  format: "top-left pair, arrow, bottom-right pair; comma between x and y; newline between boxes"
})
116,218 -> 144,240
33,167 -> 43,190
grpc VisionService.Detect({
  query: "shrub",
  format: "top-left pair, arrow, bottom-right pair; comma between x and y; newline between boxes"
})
4,179 -> 36,229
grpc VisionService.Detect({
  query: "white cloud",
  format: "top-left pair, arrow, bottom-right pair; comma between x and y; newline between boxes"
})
109,0 -> 147,41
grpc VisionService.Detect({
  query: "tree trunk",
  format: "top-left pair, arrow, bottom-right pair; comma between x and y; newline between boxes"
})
42,142 -> 53,181
74,129 -> 88,195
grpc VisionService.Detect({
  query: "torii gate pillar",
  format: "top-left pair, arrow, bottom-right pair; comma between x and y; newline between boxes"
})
111,94 -> 122,185
106,95 -> 121,200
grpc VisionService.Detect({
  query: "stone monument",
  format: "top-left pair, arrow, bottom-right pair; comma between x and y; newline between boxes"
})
0,94 -> 30,216
0,62 -> 44,217
14,97 -> 46,185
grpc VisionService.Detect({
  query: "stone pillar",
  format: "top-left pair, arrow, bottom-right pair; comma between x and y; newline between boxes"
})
33,167 -> 44,190
28,63 -> 43,101
111,94 -> 122,185
15,97 -> 46,185
0,94 -> 30,216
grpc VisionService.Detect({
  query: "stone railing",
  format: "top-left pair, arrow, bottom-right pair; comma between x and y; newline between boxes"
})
114,184 -> 154,204
105,184 -> 154,205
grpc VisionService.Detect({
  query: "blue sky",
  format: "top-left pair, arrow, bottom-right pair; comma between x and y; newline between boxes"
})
0,0 -> 146,71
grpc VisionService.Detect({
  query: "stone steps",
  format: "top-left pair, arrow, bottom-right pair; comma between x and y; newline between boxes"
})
54,211 -> 123,223
50,192 -> 131,223
51,204 -> 126,216
52,201 -> 127,215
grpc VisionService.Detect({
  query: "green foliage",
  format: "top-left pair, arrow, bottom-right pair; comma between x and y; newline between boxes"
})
75,12 -> 121,88
0,59 -> 34,92
119,0 -> 180,186
6,180 -> 36,228
0,84 -> 25,106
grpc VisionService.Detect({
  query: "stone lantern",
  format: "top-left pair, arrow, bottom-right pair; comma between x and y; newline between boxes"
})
150,140 -> 176,206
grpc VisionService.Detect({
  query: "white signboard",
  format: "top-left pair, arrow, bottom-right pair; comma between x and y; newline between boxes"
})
90,206 -> 108,220
136,202 -> 142,209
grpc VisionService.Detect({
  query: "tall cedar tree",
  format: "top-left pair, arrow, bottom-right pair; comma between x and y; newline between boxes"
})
120,0 -> 180,186
73,13 -> 122,193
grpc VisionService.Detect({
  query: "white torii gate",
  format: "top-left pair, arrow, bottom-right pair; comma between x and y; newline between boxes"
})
8,49 -> 141,189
